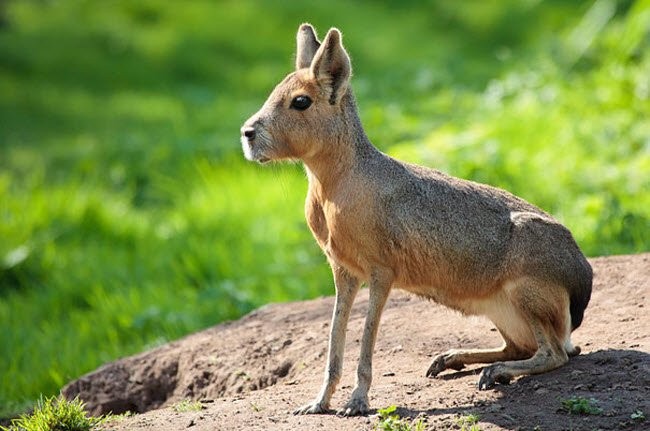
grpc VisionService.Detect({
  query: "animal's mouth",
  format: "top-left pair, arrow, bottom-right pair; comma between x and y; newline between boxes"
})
241,136 -> 271,164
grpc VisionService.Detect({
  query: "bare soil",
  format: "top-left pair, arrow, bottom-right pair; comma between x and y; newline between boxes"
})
62,254 -> 649,431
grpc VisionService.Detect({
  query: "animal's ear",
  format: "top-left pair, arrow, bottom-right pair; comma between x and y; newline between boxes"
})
296,23 -> 321,70
310,28 -> 351,105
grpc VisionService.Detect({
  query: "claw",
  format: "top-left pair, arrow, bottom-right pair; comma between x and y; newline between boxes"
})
477,373 -> 494,390
426,355 -> 446,377
478,364 -> 511,390
426,353 -> 465,377
336,398 -> 369,416
293,401 -> 330,415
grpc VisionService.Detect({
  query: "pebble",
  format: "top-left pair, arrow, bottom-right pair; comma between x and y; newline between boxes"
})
570,370 -> 584,379
486,403 -> 504,412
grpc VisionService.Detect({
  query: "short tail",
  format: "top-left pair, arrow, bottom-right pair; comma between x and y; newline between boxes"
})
569,257 -> 593,330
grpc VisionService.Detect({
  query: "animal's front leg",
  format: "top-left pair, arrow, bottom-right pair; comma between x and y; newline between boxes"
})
294,265 -> 360,415
338,269 -> 393,416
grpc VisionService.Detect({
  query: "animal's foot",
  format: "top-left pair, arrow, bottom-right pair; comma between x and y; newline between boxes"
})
426,351 -> 465,377
477,363 -> 512,390
568,345 -> 581,357
336,397 -> 370,417
293,401 -> 330,415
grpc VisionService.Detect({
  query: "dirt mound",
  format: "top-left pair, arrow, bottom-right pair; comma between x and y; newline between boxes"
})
62,254 -> 650,430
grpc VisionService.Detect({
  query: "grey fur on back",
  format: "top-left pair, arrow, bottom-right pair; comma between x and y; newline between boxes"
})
323,91 -> 592,327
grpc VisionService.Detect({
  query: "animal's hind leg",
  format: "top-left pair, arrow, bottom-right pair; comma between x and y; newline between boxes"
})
478,319 -> 568,389
427,288 -> 537,378
426,330 -> 532,378
477,280 -> 572,389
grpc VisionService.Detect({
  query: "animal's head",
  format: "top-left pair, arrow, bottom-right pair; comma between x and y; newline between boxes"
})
240,24 -> 352,164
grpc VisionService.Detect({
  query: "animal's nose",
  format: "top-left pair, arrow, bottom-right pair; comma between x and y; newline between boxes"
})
242,127 -> 256,140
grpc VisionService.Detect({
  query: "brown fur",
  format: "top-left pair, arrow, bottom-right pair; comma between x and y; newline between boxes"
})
241,24 -> 593,416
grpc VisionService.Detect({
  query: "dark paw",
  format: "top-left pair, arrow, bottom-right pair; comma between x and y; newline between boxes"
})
426,355 -> 446,377
478,365 -> 512,390
426,352 -> 465,377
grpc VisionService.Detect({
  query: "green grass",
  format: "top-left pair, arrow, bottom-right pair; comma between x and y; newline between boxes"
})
1,0 -> 649,419
172,399 -> 204,413
631,409 -> 646,422
560,396 -> 604,416
456,413 -> 482,431
375,405 -> 425,431
0,397 -> 102,431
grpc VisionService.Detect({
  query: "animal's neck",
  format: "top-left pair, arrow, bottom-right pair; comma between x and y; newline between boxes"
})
303,92 -> 378,198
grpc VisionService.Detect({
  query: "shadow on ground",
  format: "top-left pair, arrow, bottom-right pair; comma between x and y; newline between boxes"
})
397,349 -> 649,431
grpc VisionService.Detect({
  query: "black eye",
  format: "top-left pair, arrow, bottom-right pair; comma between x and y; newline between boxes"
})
290,95 -> 312,111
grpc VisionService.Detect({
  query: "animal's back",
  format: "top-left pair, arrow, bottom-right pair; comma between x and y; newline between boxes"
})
362,153 -> 592,320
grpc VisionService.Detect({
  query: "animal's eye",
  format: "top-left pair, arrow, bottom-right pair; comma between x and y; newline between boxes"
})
290,95 -> 312,111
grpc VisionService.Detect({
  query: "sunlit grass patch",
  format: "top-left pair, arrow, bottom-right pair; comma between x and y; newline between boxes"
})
456,413 -> 482,431
172,399 -> 204,413
375,405 -> 426,431
0,397 -> 102,431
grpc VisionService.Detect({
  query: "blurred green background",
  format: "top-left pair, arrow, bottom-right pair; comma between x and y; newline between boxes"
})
1,0 -> 648,417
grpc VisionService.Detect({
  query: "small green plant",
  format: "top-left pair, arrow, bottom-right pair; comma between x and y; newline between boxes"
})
0,396 -> 102,431
560,396 -> 603,415
172,399 -> 204,413
456,413 -> 481,431
630,409 -> 646,421
101,411 -> 134,423
375,405 -> 425,431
